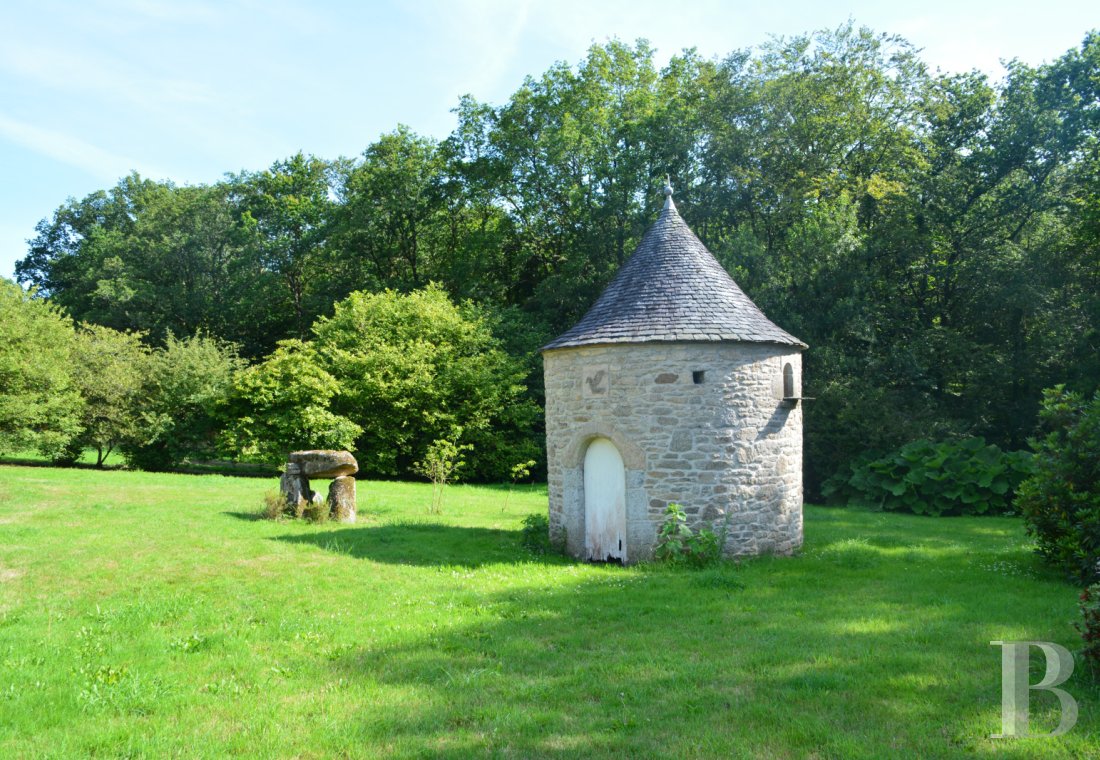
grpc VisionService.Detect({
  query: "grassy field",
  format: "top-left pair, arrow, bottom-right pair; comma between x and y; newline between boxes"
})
0,464 -> 1095,758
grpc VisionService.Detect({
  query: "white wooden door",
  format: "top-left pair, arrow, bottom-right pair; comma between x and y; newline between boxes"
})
584,438 -> 626,562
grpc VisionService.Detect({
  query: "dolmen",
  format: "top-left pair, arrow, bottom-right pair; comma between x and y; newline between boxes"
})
279,450 -> 357,522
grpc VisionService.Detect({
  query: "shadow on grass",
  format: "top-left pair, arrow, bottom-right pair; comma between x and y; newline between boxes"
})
317,558 -> 1093,758
222,511 -> 264,522
284,510 -> 1094,757
0,456 -> 126,471
272,522 -> 571,568
0,455 -> 277,479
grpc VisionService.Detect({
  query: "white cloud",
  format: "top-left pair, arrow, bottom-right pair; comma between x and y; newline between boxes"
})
97,0 -> 225,25
402,0 -> 534,106
0,113 -> 169,181
0,38 -> 216,110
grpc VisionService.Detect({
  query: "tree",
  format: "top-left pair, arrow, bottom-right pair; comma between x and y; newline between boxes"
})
122,333 -> 243,470
450,39 -> 673,328
218,340 -> 361,464
330,127 -> 447,293
66,324 -> 149,466
235,153 -> 336,337
0,280 -> 83,457
15,176 -> 283,359
15,173 -> 159,313
310,285 -> 539,479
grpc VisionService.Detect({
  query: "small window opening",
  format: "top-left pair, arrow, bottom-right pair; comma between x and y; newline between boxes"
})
783,363 -> 795,398
692,370 -> 705,384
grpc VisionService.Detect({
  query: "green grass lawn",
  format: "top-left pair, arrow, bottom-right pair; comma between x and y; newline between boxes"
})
0,465 -> 1095,758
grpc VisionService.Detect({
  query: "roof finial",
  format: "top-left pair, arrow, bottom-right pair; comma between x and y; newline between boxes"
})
662,175 -> 676,212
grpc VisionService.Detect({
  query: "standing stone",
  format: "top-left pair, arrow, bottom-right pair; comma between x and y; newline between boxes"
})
279,463 -> 309,516
327,476 -> 356,523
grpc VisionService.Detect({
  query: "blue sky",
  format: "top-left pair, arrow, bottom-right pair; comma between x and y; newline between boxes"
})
1,0 -> 1095,278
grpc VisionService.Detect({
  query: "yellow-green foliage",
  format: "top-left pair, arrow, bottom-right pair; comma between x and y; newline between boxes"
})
219,339 -> 361,464
66,324 -> 150,466
0,279 -> 83,457
310,285 -> 539,480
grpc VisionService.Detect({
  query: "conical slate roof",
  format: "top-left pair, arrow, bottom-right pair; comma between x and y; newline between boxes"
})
542,190 -> 807,351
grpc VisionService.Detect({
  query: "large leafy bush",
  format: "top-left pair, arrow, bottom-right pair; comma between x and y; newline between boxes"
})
0,279 -> 83,458
310,285 -> 540,480
121,333 -> 243,470
822,437 -> 1033,516
218,340 -> 362,464
1015,387 -> 1100,584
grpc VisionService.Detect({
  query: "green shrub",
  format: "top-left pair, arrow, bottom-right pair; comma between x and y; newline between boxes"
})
822,437 -> 1033,516
654,503 -> 728,568
218,339 -> 361,465
1015,387 -> 1100,583
520,512 -> 554,556
310,286 -> 540,481
1078,584 -> 1100,680
260,490 -> 285,521
122,332 -> 243,470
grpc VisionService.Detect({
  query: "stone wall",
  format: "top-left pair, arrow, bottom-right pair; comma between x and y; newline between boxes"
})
542,342 -> 803,561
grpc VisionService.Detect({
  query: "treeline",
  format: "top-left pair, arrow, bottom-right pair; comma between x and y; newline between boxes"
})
0,281 -> 538,479
12,24 -> 1100,491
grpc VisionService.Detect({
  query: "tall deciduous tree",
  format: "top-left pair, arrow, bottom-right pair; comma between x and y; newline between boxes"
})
235,152 -> 336,337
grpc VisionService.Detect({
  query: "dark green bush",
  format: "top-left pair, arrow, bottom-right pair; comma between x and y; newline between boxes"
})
1078,584 -> 1100,680
822,437 -> 1033,516
520,513 -> 553,556
1015,387 -> 1100,584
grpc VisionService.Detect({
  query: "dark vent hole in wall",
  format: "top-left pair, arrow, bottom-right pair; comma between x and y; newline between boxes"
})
693,370 -> 705,384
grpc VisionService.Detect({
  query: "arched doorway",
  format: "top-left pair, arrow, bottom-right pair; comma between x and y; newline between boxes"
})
583,437 -> 626,562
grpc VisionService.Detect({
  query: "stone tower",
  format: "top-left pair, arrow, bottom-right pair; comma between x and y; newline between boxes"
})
541,184 -> 807,563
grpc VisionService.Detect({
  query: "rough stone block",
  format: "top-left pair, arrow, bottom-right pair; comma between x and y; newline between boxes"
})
327,475 -> 356,522
288,450 -> 358,479
279,466 -> 309,515
670,430 -> 693,451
